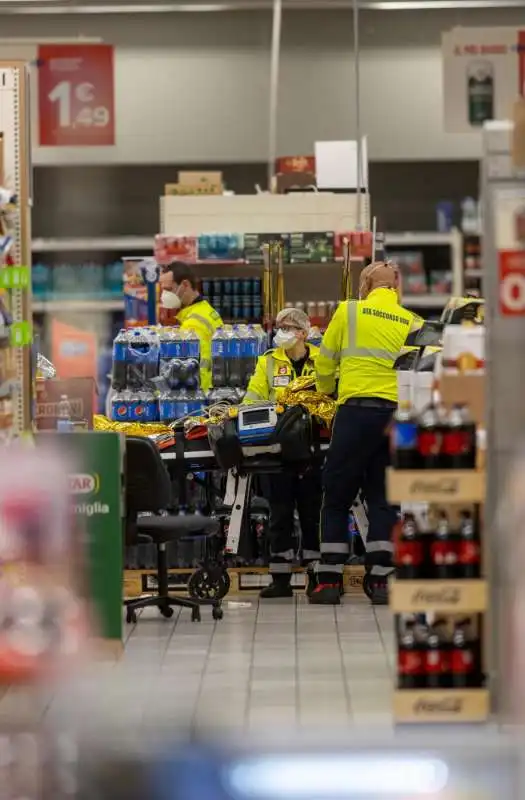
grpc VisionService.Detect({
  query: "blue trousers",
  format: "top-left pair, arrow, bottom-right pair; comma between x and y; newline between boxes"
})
318,403 -> 398,581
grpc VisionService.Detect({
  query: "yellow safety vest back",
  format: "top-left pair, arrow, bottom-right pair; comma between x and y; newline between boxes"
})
316,288 -> 421,404
177,299 -> 223,391
244,344 -> 320,404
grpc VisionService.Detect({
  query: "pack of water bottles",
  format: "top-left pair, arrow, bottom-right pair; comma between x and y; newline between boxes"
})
112,327 -> 160,392
211,324 -> 267,390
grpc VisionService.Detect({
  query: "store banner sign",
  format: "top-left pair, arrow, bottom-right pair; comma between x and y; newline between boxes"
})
494,188 -> 525,316
38,44 -> 115,146
442,27 -> 525,134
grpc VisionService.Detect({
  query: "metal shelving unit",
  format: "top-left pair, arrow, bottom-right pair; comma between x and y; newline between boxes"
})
0,61 -> 31,436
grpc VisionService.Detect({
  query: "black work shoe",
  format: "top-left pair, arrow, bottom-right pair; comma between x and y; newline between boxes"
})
260,578 -> 293,599
305,564 -> 317,598
308,584 -> 341,605
370,580 -> 389,606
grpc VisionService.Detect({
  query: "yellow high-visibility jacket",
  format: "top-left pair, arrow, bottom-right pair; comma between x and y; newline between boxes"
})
177,298 -> 223,391
244,344 -> 320,404
315,288 -> 423,404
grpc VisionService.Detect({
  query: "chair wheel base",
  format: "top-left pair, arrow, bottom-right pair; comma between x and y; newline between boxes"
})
159,605 -> 174,619
212,605 -> 223,621
126,608 -> 137,624
191,607 -> 201,623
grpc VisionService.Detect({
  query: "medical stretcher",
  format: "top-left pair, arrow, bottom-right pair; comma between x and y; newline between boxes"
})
152,407 -> 369,597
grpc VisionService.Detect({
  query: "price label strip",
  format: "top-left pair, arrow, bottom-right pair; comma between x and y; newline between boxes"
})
9,321 -> 32,347
0,265 -> 30,290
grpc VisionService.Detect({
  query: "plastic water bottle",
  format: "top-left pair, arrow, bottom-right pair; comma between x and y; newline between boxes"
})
56,394 -> 73,432
159,391 -> 176,423
228,327 -> 243,388
242,326 -> 259,389
211,328 -> 227,388
461,197 -> 480,236
127,327 -> 160,390
185,329 -> 200,359
111,329 -> 129,390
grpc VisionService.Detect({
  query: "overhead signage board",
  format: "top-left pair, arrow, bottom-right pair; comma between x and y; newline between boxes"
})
442,27 -> 525,134
38,44 -> 115,147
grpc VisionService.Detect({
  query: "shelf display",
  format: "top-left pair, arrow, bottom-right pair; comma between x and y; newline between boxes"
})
0,63 -> 32,438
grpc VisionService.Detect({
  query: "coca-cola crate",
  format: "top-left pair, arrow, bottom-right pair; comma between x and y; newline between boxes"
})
387,469 -> 485,504
393,688 -> 489,723
390,579 -> 487,614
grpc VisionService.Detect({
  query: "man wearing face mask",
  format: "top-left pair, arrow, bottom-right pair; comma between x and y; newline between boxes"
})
244,307 -> 322,598
159,262 -> 223,391
311,262 -> 423,606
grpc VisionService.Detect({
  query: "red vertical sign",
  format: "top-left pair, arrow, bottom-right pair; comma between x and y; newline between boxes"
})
38,44 -> 115,146
519,31 -> 525,97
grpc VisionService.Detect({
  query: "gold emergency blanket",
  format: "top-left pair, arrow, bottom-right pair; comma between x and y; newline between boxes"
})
93,414 -> 173,437
279,375 -> 336,427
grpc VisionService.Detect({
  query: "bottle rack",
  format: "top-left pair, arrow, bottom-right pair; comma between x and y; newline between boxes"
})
387,467 -> 489,724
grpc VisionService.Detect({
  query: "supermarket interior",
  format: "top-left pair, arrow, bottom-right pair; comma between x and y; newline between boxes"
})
1,0 -> 525,796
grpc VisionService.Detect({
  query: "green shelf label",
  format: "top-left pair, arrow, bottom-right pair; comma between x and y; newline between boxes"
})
10,321 -> 32,346
0,266 -> 30,290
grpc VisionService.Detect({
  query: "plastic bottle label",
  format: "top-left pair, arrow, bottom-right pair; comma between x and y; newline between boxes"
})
394,421 -> 417,450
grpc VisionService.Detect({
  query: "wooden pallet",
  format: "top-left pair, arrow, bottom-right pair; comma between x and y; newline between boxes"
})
123,565 -> 365,599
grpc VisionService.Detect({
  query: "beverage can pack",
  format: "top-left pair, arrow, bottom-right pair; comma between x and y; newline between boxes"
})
112,390 -> 132,422
129,391 -> 158,423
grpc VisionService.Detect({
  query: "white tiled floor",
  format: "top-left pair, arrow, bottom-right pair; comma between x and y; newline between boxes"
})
0,594 -> 396,741
124,593 -> 395,733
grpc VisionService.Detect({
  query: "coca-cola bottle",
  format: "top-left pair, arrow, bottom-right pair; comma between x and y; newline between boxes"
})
458,510 -> 481,579
397,616 -> 425,689
442,404 -> 477,470
392,402 -> 419,469
417,404 -> 445,469
450,619 -> 476,688
424,620 -> 451,689
395,512 -> 426,580
430,511 -> 459,579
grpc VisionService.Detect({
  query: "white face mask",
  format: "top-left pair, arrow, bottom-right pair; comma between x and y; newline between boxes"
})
161,289 -> 182,310
274,329 -> 298,350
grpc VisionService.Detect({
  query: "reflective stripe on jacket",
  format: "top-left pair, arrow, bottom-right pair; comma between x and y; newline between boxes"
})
315,288 -> 423,404
244,344 -> 320,404
177,299 -> 223,391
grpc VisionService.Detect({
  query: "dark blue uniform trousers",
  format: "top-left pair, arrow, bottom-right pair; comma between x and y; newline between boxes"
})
317,401 -> 398,584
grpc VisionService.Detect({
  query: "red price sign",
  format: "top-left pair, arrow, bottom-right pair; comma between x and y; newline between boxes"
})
499,250 -> 525,316
38,44 -> 115,147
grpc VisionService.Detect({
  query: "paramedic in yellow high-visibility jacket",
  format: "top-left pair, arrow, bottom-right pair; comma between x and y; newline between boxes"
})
159,262 -> 223,391
244,307 -> 322,599
311,262 -> 423,606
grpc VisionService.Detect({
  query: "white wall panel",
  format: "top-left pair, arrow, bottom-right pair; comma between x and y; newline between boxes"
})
0,8 -> 522,164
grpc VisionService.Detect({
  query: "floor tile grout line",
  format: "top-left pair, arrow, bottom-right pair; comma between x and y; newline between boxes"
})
139,608 -> 183,732
189,612 -> 220,733
335,605 -> 353,721
244,599 -> 260,729
294,595 -> 300,727
372,607 -> 394,680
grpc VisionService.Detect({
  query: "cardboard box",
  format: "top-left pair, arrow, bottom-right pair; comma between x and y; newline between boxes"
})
178,170 -> 223,186
439,373 -> 485,425
165,183 -> 223,196
35,377 -> 97,430
276,156 -> 315,174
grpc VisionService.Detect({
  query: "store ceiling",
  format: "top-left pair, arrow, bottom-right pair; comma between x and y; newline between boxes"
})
0,0 -> 521,12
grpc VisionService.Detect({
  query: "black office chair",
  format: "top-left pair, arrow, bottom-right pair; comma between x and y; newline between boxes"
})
124,436 -> 223,623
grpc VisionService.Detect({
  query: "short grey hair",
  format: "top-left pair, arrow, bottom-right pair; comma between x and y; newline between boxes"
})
275,306 -> 311,333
